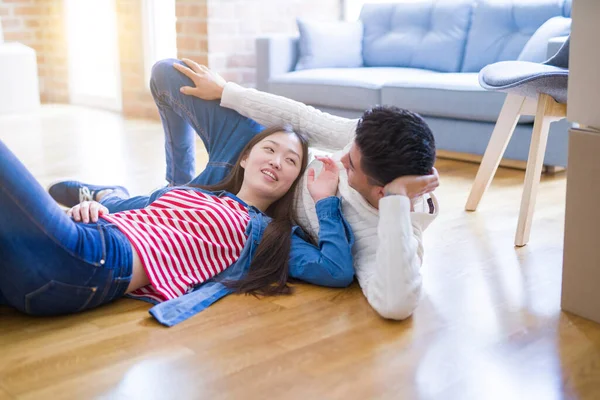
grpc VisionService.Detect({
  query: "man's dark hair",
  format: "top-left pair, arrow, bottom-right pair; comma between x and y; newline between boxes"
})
354,106 -> 436,185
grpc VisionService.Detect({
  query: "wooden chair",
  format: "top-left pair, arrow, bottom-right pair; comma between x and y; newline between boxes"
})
465,37 -> 570,247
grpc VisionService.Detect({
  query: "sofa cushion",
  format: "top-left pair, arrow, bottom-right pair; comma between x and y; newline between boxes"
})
295,19 -> 364,71
563,0 -> 572,17
461,0 -> 570,72
381,71 -> 532,123
518,16 -> 571,63
268,68 -> 437,111
360,0 -> 473,72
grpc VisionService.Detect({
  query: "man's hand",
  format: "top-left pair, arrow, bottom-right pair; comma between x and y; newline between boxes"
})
307,156 -> 340,203
67,201 -> 109,224
173,58 -> 227,100
384,167 -> 439,199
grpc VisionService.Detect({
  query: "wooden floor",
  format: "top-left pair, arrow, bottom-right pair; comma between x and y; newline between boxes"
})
1,105 -> 599,400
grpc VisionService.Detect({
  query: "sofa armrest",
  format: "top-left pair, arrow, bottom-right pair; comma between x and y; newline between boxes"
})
547,36 -> 569,59
256,35 -> 299,92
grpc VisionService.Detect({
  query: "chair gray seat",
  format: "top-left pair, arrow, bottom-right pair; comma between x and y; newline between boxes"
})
479,61 -> 568,104
478,36 -> 570,104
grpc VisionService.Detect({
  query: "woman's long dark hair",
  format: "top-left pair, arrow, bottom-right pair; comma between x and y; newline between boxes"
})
188,125 -> 310,296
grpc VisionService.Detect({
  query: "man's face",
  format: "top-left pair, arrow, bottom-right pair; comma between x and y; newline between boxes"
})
340,141 -> 383,208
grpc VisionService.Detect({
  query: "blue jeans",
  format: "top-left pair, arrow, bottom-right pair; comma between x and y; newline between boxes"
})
150,59 -> 265,186
0,140 -> 133,315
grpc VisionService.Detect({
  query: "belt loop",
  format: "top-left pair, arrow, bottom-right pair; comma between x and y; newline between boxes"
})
96,224 -> 106,266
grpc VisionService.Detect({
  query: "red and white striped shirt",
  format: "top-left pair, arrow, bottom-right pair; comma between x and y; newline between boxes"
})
101,189 -> 250,302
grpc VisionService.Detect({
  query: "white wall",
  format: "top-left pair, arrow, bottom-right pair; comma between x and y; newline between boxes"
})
65,0 -> 122,111
142,0 -> 177,89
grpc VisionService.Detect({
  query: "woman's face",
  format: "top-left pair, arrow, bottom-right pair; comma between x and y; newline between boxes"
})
240,131 -> 304,203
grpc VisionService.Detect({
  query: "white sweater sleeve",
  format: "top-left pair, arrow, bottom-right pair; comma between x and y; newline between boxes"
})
359,195 -> 429,320
220,82 -> 358,151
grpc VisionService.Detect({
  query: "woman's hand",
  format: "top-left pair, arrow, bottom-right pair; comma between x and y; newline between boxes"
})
67,201 -> 109,223
307,156 -> 340,203
173,58 -> 227,100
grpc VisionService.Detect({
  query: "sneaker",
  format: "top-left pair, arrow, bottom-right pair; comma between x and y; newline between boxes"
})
48,180 -> 130,208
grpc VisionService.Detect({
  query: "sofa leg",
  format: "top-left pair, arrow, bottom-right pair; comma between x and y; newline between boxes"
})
515,94 -> 566,247
465,94 -> 526,211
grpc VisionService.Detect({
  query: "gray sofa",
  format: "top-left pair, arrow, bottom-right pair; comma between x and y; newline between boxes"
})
256,0 -> 573,167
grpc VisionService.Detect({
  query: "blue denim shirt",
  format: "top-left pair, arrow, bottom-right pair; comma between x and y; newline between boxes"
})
102,186 -> 355,326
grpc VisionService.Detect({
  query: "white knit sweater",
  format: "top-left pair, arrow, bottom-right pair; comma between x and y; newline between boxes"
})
221,83 -> 438,319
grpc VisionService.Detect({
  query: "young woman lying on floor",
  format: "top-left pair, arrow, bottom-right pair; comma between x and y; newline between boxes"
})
0,125 -> 354,326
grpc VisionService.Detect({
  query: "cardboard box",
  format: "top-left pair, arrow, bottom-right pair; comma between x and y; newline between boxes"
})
561,128 -> 600,324
567,0 -> 600,128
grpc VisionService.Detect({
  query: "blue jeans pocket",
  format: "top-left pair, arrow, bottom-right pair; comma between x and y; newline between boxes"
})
25,280 -> 97,316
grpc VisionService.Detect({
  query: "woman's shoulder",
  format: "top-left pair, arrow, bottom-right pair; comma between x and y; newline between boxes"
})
152,186 -> 214,198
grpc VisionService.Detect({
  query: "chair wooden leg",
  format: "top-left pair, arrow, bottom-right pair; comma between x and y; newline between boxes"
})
465,94 -> 526,211
515,94 -> 565,247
